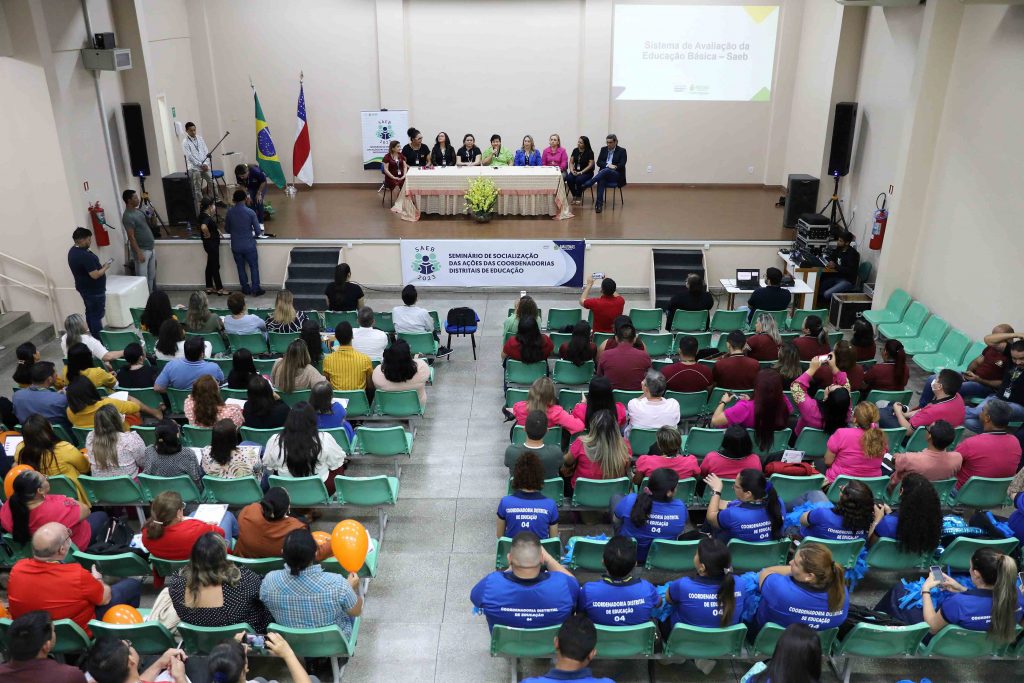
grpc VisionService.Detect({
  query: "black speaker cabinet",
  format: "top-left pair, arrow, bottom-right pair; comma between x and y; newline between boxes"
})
784,174 -> 819,228
828,102 -> 858,178
121,103 -> 151,178
162,172 -> 197,225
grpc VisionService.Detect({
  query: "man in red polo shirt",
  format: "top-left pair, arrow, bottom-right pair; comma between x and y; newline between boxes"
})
579,275 -> 625,334
596,322 -> 651,390
8,522 -> 142,635
662,335 -> 714,393
956,399 -> 1021,488
712,330 -> 760,390
879,369 -> 965,434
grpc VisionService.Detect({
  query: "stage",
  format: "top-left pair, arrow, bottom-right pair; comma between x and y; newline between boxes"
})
161,183 -> 790,242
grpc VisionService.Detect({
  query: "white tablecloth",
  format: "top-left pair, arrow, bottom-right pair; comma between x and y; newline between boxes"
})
391,166 -> 574,222
105,275 -> 149,328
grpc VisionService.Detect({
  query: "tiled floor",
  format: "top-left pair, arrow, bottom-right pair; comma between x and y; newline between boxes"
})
1,290 -> 1017,682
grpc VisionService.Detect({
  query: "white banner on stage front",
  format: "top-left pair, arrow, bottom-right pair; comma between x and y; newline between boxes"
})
361,110 -> 409,170
400,240 -> 586,288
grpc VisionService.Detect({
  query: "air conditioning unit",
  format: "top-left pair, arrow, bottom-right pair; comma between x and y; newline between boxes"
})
833,0 -> 922,6
81,48 -> 132,71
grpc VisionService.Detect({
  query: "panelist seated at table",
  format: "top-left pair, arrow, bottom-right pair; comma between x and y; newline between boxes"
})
403,127 -> 431,168
564,136 -> 595,206
580,134 -> 626,213
746,267 -> 792,322
431,131 -> 456,168
514,135 -> 543,167
482,133 -> 514,167
542,134 -> 568,171
456,133 -> 482,166
383,140 -> 408,190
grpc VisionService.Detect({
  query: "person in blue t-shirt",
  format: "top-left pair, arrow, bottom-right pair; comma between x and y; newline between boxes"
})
154,337 -> 225,392
521,614 -> 616,683
867,473 -> 942,557
1008,490 -> 1024,545
752,543 -> 850,635
470,532 -> 579,630
577,536 -> 659,627
705,469 -> 785,542
665,537 -> 745,630
497,452 -> 559,540
797,480 -> 880,542
875,547 -> 1024,644
612,468 -> 687,562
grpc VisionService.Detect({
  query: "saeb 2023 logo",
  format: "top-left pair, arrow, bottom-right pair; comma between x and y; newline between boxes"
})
411,246 -> 440,281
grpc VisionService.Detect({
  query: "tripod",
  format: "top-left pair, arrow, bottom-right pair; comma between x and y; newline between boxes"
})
818,173 -> 849,235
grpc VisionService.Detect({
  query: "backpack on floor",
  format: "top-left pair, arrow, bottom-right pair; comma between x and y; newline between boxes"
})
87,516 -> 145,558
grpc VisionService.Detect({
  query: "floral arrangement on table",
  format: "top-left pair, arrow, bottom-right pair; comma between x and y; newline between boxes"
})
464,176 -> 499,222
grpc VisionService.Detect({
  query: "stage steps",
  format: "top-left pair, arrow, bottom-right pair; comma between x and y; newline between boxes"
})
652,249 -> 706,311
0,311 -> 55,368
285,247 -> 341,312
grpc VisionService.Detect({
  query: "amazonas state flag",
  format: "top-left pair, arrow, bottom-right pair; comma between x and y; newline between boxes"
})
254,90 -> 286,188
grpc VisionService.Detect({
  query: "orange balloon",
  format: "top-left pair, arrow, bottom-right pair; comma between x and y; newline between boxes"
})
102,604 -> 143,625
0,603 -> 9,618
331,520 -> 368,572
4,464 -> 35,499
312,531 -> 331,546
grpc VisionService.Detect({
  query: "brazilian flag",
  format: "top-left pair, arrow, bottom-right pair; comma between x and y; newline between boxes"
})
254,90 -> 286,188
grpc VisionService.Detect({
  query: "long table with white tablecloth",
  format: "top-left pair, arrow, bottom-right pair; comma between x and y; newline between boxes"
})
391,166 -> 574,222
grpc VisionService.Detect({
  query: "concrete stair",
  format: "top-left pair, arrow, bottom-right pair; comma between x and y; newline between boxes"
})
0,311 -> 56,367
652,249 -> 706,310
285,247 -> 341,312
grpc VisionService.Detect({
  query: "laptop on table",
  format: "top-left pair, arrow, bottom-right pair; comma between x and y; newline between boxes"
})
736,269 -> 760,290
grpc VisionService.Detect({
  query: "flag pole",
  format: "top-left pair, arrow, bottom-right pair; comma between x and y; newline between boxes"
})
292,71 -> 302,192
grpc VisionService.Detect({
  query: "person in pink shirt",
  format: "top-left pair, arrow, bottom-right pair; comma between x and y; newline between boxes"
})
824,402 -> 887,482
955,399 -> 1022,488
541,134 -> 568,171
0,470 -> 106,550
512,377 -> 585,435
570,376 -> 628,429
878,369 -> 966,437
633,426 -> 699,483
564,409 -> 632,488
711,369 -> 792,453
700,425 -> 763,480
888,420 -> 962,492
790,355 -> 851,436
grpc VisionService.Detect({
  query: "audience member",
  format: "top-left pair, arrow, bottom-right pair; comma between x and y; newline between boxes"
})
309,380 -> 354,438
752,544 -> 849,634
374,338 -> 431,406
242,375 -> 290,429
143,491 -> 232,566
740,623 -> 822,683
262,402 -> 347,494
964,340 -> 1024,432
0,611 -> 88,682
713,331 -> 759,389
393,284 -> 435,333
166,532 -> 272,632
512,377 -> 585,434
520,615 -> 613,683
261,529 -> 362,638
208,635 -> 313,683
67,228 -> 111,338
579,276 -> 625,333
503,294 -> 540,337
301,318 -> 326,372
470,532 -> 579,629
792,315 -> 830,361
185,374 -> 243,428
794,480 -> 878,542
597,314 -> 647,358
711,369 -> 792,453
824,402 -> 887,482
951,325 -> 1017,403
154,318 -> 213,361
233,487 -> 329,561
571,376 -> 628,429
813,339 -> 864,394
352,307 -> 389,362
266,290 -> 307,334
201,419 -> 263,480
15,415 -> 89,503
596,321 -> 651,390
115,343 -> 158,388
222,291 -> 267,337
502,315 -> 554,363
746,267 -> 791,323
661,335 -> 714,393
183,290 -> 225,336
559,320 -> 597,366
773,341 -> 803,386
325,263 -> 364,312
887,420 -> 962,490
878,368 -> 965,432
790,355 -> 851,436
323,322 -> 373,391
505,410 -> 565,479
11,341 -> 43,388
154,337 -> 224,392
863,339 -> 909,392
271,339 -> 327,393
67,375 -> 157,427
869,474 -> 942,554
13,361 -> 71,431
664,273 -> 713,332
612,468 -> 687,562
61,312 -> 120,365
564,410 -> 632,489
850,319 -> 876,362
85,638 -> 187,683
142,419 -> 204,489
745,313 -> 782,361
665,537 -> 744,628
633,426 -> 699,482
626,369 -> 680,433
955,398 -> 1021,488
577,536 -> 659,625
85,404 -> 146,478
63,341 -> 116,389
227,348 -> 259,390
498,452 -> 559,540
8,522 -> 141,634
700,425 -> 762,480
140,290 -> 174,334
705,469 -> 784,542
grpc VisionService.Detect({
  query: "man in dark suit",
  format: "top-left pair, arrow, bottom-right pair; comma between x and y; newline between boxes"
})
582,134 -> 627,213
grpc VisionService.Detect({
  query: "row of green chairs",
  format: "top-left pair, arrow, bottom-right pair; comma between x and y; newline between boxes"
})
868,289 -> 978,373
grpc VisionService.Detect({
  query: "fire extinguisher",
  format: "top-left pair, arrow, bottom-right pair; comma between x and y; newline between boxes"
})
869,192 -> 887,251
89,201 -> 111,247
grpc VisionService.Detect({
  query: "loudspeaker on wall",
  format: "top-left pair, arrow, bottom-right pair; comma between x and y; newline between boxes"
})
828,102 -> 858,178
121,103 -> 151,178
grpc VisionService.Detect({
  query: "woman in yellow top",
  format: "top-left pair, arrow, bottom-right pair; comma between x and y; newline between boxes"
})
63,341 -> 117,390
14,414 -> 91,503
65,376 -> 162,428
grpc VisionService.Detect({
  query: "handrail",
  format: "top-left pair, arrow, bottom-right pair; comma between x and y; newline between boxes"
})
0,251 -> 60,336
